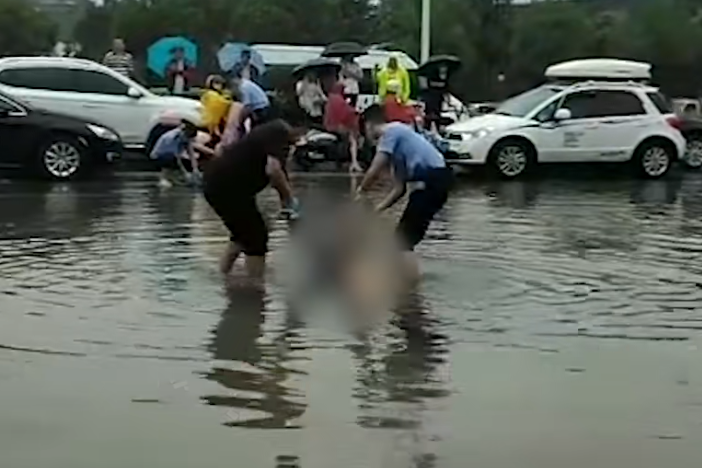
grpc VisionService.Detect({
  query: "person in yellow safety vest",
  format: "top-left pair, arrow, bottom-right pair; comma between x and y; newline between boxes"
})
376,54 -> 411,104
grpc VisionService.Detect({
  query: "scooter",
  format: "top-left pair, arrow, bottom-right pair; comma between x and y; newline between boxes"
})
292,127 -> 346,171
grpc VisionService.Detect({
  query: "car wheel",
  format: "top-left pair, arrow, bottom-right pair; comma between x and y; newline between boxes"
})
489,139 -> 535,179
38,136 -> 86,181
634,140 -> 673,179
683,134 -> 702,169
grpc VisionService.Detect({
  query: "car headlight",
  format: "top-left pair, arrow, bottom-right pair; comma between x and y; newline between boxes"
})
87,124 -> 120,141
463,127 -> 494,140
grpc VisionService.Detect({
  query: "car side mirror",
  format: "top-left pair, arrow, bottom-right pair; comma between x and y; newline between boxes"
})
127,87 -> 142,99
554,108 -> 572,121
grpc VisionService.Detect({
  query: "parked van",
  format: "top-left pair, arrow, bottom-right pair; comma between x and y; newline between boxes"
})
251,43 -> 467,123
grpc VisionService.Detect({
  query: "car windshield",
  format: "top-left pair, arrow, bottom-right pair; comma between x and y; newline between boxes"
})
495,85 -> 562,118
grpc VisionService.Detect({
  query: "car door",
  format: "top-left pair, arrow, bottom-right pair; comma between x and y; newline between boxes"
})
582,90 -> 649,162
0,67 -> 81,119
537,90 -> 647,163
0,96 -> 35,166
68,69 -> 150,144
534,91 -> 608,162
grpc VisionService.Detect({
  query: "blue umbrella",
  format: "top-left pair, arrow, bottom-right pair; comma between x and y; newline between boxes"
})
147,36 -> 198,78
217,42 -> 266,75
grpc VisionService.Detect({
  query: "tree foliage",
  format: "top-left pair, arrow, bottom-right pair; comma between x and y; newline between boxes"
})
0,0 -> 56,56
7,0 -> 702,99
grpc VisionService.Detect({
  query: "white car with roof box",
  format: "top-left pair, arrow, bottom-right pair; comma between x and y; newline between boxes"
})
445,59 -> 686,178
0,57 -> 202,149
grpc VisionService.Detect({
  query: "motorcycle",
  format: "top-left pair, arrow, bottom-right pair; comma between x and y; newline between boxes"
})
292,127 -> 347,171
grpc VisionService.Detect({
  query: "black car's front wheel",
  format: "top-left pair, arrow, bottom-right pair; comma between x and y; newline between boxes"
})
37,136 -> 86,181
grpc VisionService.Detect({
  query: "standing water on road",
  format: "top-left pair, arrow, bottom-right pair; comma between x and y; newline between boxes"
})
1,173 -> 702,468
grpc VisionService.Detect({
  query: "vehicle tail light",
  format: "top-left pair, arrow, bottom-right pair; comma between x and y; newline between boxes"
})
666,115 -> 683,130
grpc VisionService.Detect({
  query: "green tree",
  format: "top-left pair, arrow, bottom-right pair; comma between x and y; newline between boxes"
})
0,0 -> 56,56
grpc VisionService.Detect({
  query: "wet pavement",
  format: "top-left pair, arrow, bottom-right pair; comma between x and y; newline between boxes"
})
1,172 -> 702,468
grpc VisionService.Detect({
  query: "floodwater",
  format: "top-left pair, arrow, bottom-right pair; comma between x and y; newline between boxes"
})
1,172 -> 702,468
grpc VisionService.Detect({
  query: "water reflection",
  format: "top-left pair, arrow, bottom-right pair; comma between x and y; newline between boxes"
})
351,293 -> 448,464
0,179 -> 123,240
146,188 -> 197,296
201,283 -> 307,429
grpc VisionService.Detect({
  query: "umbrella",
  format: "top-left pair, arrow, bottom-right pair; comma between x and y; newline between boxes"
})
217,42 -> 266,75
147,36 -> 198,78
292,58 -> 341,79
418,54 -> 462,77
321,41 -> 368,58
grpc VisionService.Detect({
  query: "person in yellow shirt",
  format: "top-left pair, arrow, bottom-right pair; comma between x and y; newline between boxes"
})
200,75 -> 232,145
376,54 -> 411,104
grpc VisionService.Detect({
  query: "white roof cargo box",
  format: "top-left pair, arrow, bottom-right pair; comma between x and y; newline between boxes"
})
545,58 -> 652,81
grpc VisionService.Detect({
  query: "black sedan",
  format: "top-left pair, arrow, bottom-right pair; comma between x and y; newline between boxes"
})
0,91 -> 122,180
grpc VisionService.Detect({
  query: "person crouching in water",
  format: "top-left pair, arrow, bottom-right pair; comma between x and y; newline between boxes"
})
200,74 -> 231,149
355,104 -> 452,285
202,119 -> 299,281
150,119 -> 215,188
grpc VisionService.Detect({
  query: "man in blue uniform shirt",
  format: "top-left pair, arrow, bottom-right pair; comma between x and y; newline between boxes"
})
233,77 -> 273,128
355,104 -> 453,284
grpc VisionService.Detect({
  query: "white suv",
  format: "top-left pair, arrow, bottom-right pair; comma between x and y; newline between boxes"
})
445,81 -> 686,178
0,57 -> 202,149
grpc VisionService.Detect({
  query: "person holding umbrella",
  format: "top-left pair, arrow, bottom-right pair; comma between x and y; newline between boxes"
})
296,71 -> 327,126
340,55 -> 363,109
293,58 -> 339,127
231,49 -> 261,84
418,55 -> 461,133
166,46 -> 195,95
322,42 -> 367,109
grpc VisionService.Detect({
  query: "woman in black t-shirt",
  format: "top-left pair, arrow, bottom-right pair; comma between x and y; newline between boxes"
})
203,119 -> 298,280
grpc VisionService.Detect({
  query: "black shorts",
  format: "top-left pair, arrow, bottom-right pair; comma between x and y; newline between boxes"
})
396,168 -> 453,251
204,189 -> 268,256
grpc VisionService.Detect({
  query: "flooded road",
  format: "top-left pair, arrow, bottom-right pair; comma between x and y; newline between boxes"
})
1,173 -> 702,468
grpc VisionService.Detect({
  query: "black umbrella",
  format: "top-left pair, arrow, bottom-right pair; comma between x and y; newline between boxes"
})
321,41 -> 368,58
292,58 -> 341,78
418,54 -> 462,77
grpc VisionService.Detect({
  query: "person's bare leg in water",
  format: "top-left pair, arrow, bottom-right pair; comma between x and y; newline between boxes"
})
244,255 -> 266,279
220,242 -> 242,274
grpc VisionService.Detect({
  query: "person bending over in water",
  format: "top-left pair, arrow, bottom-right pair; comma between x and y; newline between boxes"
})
355,104 -> 452,285
150,119 -> 214,188
202,119 -> 299,280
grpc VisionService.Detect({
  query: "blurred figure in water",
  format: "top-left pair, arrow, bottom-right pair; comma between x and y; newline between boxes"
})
286,196 -> 405,322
